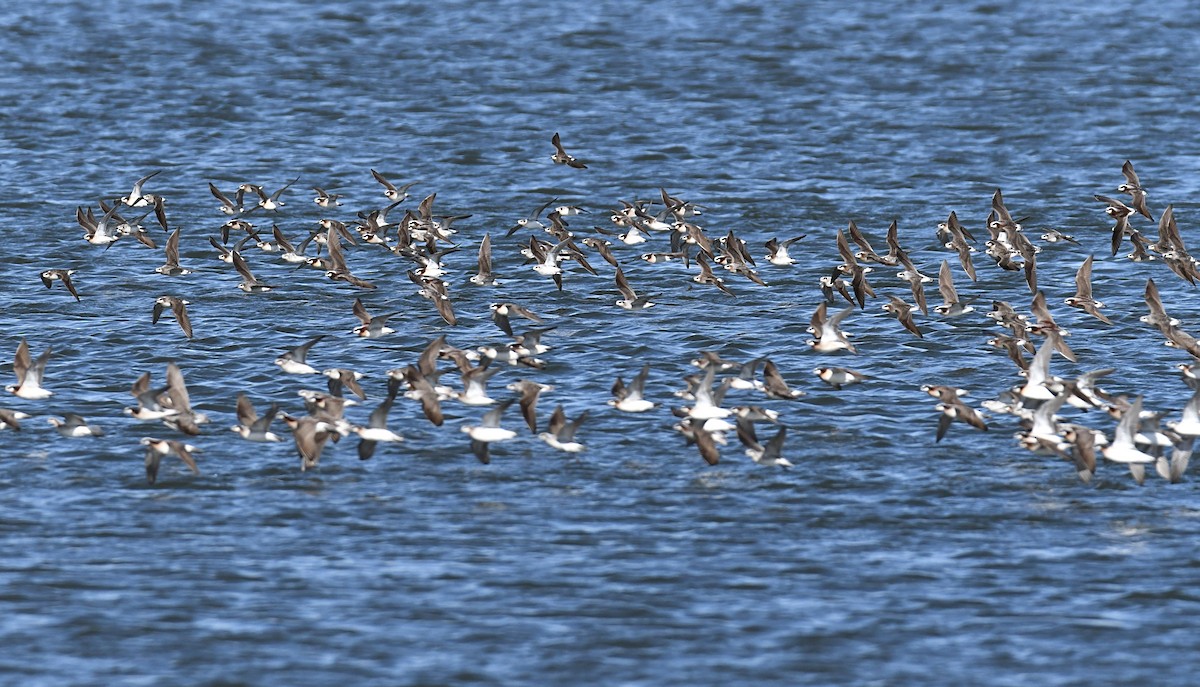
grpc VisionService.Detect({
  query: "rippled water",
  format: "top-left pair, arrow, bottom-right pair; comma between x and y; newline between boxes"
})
3,1 -> 1200,684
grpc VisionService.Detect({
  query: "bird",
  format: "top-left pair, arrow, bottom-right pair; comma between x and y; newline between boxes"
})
119,170 -> 161,207
6,339 -> 52,400
282,415 -> 335,471
312,187 -> 343,209
47,414 -> 103,437
159,362 -> 206,436
677,417 -> 722,466
933,259 -> 974,317
1063,255 -> 1112,325
369,169 -> 417,203
610,365 -> 655,412
814,367 -> 866,390
538,405 -> 588,453
934,396 -> 988,442
141,438 -> 200,484
208,182 -> 245,215
550,132 -> 587,169
454,364 -> 502,406
490,302 -> 541,337
614,267 -> 658,310
508,197 -> 559,234
275,335 -> 325,375
152,296 -> 194,339
230,393 -> 281,442
351,298 -> 399,339
761,359 -> 805,399
808,303 -> 857,353
507,380 -> 553,433
40,269 -> 81,301
1118,159 -> 1153,221
882,295 -> 923,338
354,394 -> 404,460
581,237 -> 619,268
462,399 -> 518,464
242,176 -> 298,212
324,368 -> 367,400
231,251 -> 273,292
764,235 -> 806,266
469,232 -> 498,286
0,408 -> 30,430
154,227 -> 191,276
735,418 -> 793,467
1096,194 -> 1135,256
1102,396 -> 1159,483
896,253 -> 931,315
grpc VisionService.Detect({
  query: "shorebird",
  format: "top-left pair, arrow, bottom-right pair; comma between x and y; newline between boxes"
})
462,399 -> 518,464
6,339 -> 51,400
230,393 -> 281,442
735,419 -> 792,467
814,367 -> 866,390
48,414 -> 103,438
610,365 -> 655,412
1064,255 -> 1112,324
370,169 -> 417,203
354,394 -> 404,460
119,170 -> 161,207
275,335 -> 325,375
614,267 -> 658,310
231,251 -> 273,292
155,227 -> 191,276
152,295 -> 193,339
141,438 -> 200,484
538,405 -> 588,453
351,298 -> 399,338
1118,159 -> 1153,221
40,269 -> 81,301
550,132 -> 587,169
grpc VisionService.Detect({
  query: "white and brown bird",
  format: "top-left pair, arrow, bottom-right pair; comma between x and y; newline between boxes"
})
141,437 -> 200,485
6,339 -> 52,400
550,132 -> 587,169
354,394 -> 404,460
40,269 -> 81,301
370,169 -> 417,203
735,418 -> 792,467
882,295 -> 923,338
814,366 -> 866,390
48,414 -> 103,438
934,396 -> 988,442
350,298 -> 398,339
152,295 -> 193,339
231,250 -> 273,292
614,267 -> 658,310
155,227 -> 191,276
933,259 -> 974,317
538,405 -> 588,453
1118,159 -> 1153,221
282,415 -> 336,471
761,359 -> 805,399
469,232 -> 498,286
230,393 -> 281,442
462,399 -> 518,464
610,364 -> 655,412
1064,255 -> 1112,325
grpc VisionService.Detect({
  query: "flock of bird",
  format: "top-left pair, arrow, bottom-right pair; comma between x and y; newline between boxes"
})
7,134 -> 1200,486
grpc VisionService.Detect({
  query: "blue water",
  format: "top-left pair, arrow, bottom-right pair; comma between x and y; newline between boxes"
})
2,1 -> 1200,684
